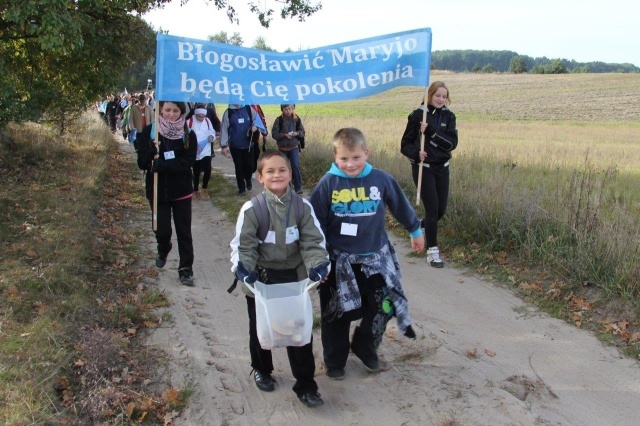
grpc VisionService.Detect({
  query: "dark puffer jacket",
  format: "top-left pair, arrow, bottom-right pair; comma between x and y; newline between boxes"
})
137,123 -> 197,202
400,105 -> 458,165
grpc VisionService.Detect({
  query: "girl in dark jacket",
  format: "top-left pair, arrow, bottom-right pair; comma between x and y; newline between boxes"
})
400,81 -> 458,268
138,101 -> 197,285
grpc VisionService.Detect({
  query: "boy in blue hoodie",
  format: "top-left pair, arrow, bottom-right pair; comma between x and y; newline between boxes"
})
309,128 -> 425,380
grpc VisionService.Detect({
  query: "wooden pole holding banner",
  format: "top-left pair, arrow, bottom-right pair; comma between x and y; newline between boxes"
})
415,84 -> 430,206
152,106 -> 160,231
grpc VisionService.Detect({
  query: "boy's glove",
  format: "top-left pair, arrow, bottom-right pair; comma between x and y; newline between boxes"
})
308,261 -> 330,282
236,261 -> 258,284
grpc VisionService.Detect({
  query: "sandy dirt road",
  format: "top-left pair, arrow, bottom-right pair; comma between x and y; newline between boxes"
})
142,148 -> 640,426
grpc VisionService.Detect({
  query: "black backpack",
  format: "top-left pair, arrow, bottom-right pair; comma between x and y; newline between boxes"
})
278,115 -> 305,149
227,191 -> 305,293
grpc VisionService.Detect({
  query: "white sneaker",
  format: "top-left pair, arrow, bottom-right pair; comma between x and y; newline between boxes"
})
426,246 -> 444,268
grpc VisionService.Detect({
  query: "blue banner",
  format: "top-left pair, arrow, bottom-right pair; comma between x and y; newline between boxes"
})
155,28 -> 431,104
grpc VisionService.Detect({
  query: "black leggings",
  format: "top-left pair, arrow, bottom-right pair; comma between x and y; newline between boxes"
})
412,163 -> 450,248
193,156 -> 212,191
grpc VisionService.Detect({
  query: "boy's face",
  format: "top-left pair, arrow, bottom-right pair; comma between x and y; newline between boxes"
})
195,113 -> 206,122
258,156 -> 292,197
334,145 -> 369,177
281,106 -> 294,117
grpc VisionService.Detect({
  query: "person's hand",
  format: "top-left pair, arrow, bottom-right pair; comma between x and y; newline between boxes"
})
151,158 -> 159,173
208,135 -> 215,142
235,261 -> 258,284
420,122 -> 428,133
221,147 -> 230,157
309,261 -> 330,282
419,150 -> 427,162
411,233 -> 425,253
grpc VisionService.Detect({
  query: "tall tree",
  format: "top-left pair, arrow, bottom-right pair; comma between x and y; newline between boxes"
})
509,55 -> 528,74
252,36 -> 275,51
209,31 -> 244,46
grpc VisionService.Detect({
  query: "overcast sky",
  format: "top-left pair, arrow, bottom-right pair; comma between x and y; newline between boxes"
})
143,0 -> 639,66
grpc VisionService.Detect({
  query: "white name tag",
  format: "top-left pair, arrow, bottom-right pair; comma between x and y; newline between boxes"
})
340,223 -> 358,236
285,226 -> 300,244
264,230 -> 276,244
238,118 -> 245,124
164,150 -> 175,160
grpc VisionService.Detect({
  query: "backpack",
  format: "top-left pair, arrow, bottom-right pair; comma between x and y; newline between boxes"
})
227,191 -> 305,293
278,115 -> 305,149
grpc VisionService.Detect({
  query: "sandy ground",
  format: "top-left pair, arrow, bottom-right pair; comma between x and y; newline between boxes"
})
139,146 -> 640,426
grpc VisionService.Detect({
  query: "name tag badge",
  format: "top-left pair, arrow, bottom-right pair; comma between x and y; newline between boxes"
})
264,230 -> 276,244
285,226 -> 300,244
340,222 -> 358,236
238,118 -> 245,124
164,150 -> 175,160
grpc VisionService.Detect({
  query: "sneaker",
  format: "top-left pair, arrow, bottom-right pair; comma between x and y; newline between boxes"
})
193,190 -> 200,200
200,188 -> 209,200
298,392 -> 324,408
246,182 -> 252,191
295,189 -> 304,195
252,369 -> 275,392
155,243 -> 172,268
364,358 -> 390,373
237,189 -> 246,196
178,269 -> 194,286
179,275 -> 194,286
326,368 -> 345,380
426,246 -> 444,268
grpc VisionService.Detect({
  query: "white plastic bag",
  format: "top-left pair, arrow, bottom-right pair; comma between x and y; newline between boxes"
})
245,279 -> 318,350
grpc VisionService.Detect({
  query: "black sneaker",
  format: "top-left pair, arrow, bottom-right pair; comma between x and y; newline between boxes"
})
178,269 -> 194,287
155,243 -> 172,268
326,368 -> 345,380
246,182 -> 252,191
252,369 -> 275,392
298,392 -> 324,408
237,189 -> 246,196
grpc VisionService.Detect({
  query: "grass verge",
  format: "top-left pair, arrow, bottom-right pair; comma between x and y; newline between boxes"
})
0,114 -> 185,424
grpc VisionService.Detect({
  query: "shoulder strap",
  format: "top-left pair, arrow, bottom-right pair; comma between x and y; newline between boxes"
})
295,116 -> 301,131
250,193 -> 270,242
278,115 -> 283,130
251,192 -> 304,241
187,117 -> 193,129
245,105 -> 252,120
291,192 -> 304,227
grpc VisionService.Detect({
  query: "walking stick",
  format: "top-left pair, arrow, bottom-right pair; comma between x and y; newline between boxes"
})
415,84 -> 429,206
152,107 -> 160,231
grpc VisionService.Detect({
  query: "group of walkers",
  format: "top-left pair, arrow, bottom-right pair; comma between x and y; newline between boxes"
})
132,81 -> 458,408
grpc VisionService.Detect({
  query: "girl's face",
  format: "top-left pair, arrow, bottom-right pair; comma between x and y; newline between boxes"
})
430,87 -> 448,109
281,106 -> 294,118
334,145 -> 369,177
258,156 -> 292,197
161,102 -> 182,121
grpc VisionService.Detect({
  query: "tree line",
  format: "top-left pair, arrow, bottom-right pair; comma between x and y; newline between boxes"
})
431,50 -> 640,74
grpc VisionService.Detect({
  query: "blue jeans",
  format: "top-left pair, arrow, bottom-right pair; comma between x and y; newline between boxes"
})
281,148 -> 301,192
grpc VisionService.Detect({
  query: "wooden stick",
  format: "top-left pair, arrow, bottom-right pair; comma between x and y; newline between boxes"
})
152,106 -> 160,231
416,84 -> 430,206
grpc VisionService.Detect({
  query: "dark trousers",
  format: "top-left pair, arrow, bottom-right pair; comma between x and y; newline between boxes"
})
230,147 -> 254,191
193,156 -> 212,191
150,197 -> 193,271
246,268 -> 318,396
412,163 -> 450,248
319,261 -> 388,370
